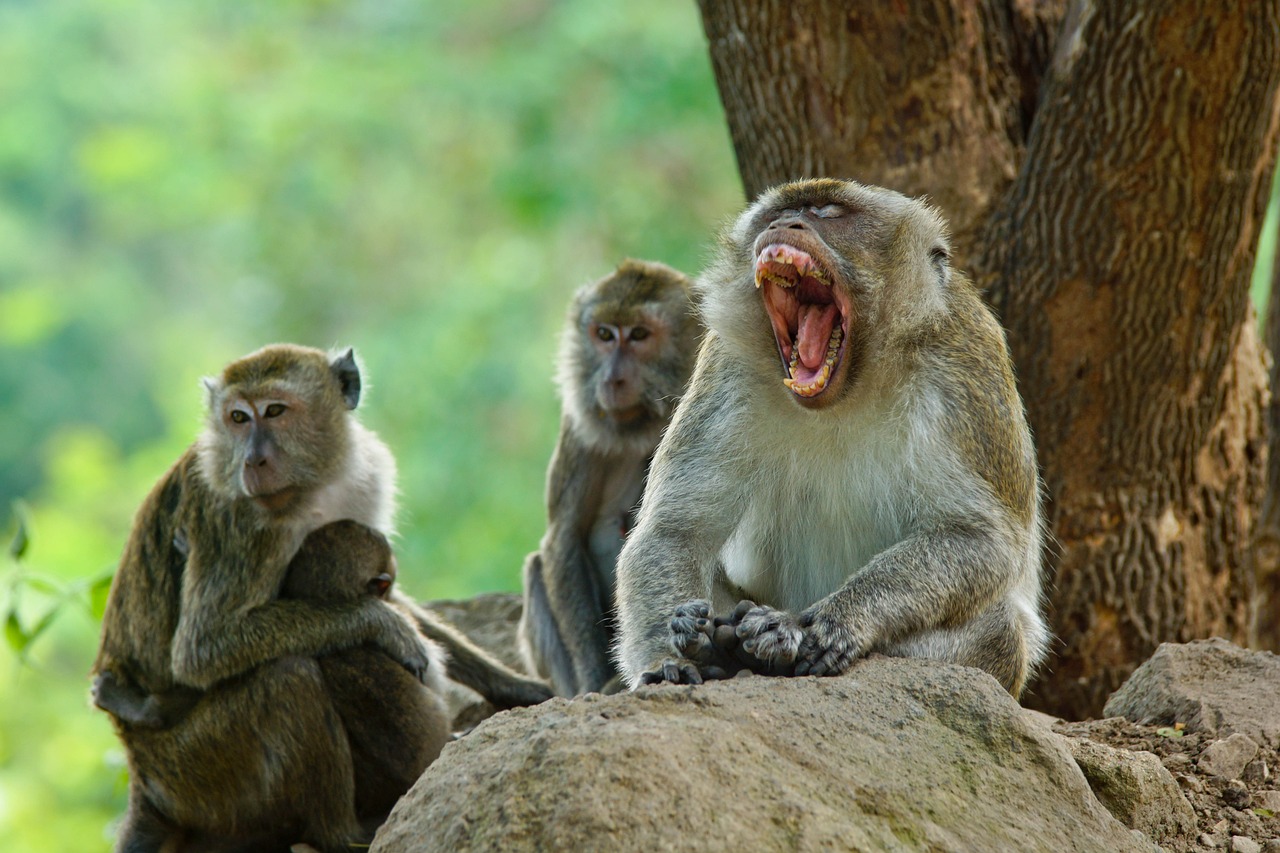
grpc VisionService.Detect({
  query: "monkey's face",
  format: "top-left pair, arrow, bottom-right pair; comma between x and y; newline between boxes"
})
752,201 -> 862,409
584,308 -> 670,425
218,387 -> 314,513
709,179 -> 947,411
200,346 -> 355,515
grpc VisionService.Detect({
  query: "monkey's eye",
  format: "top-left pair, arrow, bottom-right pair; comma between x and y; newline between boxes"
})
630,327 -> 650,342
811,204 -> 844,219
595,326 -> 615,342
229,410 -> 250,424
264,403 -> 287,418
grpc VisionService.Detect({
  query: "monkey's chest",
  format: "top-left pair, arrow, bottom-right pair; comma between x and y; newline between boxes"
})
720,477 -> 905,612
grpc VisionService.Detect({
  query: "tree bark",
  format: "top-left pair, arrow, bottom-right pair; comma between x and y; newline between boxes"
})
1255,238 -> 1280,652
698,0 -> 1279,718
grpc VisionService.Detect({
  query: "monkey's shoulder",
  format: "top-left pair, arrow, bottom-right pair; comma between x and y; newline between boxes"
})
916,294 -> 1038,524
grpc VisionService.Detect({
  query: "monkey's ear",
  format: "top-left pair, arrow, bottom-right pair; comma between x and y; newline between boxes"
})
330,348 -> 362,410
201,376 -> 222,409
929,246 -> 950,285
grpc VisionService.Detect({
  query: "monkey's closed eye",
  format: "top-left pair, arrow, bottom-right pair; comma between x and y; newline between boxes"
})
630,327 -> 650,342
264,404 -> 286,418
810,204 -> 844,219
230,410 -> 250,424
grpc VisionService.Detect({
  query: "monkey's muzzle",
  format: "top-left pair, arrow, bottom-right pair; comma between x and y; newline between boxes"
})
755,243 -> 850,400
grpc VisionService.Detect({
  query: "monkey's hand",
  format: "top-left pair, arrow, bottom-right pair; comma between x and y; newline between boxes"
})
91,670 -> 166,729
734,602 -> 804,671
793,606 -> 863,677
374,609 -> 434,685
666,599 -> 735,681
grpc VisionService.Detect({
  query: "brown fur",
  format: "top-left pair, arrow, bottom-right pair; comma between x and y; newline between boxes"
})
92,345 -> 441,852
519,260 -> 701,696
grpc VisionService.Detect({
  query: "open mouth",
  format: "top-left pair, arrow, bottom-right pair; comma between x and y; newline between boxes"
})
754,243 -> 849,398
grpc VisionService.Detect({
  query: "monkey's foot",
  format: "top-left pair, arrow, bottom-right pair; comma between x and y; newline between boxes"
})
734,604 -> 803,668
794,609 -> 862,677
639,658 -> 709,685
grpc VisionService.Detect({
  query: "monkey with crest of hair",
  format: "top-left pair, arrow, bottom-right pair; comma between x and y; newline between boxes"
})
614,180 -> 1049,697
519,259 -> 701,696
92,344 -> 550,853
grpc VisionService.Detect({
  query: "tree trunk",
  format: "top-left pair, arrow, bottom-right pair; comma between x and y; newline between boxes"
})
1255,241 -> 1280,652
698,0 -> 1279,719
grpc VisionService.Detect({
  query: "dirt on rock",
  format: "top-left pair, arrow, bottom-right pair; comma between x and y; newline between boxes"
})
1057,716 -> 1280,852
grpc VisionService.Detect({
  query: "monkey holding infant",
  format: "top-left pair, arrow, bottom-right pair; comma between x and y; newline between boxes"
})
92,344 -> 550,852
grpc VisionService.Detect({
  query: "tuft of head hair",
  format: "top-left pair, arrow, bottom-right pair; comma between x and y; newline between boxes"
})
202,344 -> 362,412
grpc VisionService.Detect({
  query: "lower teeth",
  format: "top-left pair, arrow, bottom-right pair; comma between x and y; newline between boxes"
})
785,326 -> 843,393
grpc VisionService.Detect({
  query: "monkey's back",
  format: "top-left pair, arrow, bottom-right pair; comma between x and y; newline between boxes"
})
94,450 -> 204,695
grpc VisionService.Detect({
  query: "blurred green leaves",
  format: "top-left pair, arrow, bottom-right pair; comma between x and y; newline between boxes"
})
0,0 -> 740,849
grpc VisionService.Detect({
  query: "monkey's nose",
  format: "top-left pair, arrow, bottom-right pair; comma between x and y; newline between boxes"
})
770,216 -> 809,232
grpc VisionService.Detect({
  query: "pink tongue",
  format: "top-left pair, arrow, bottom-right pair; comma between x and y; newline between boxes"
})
797,304 -> 838,369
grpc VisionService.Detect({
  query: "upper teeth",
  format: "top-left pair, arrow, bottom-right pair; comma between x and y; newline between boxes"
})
754,245 -> 829,288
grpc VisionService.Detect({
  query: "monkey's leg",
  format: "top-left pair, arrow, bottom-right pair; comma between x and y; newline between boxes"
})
113,780 -> 183,853
319,648 -> 450,822
125,656 -> 361,853
882,599 -> 1032,696
517,553 -> 578,696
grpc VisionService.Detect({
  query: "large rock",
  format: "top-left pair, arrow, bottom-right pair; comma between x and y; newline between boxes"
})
372,657 -> 1147,852
1103,639 -> 1280,748
425,593 -> 526,671
1063,737 -> 1197,845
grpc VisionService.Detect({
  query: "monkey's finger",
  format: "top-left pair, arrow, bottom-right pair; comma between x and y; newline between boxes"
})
712,623 -> 739,652
699,665 -> 729,680
661,661 -> 683,683
673,599 -> 712,620
732,600 -> 756,621
671,631 -> 713,661
670,600 -> 712,638
678,663 -> 704,684
640,671 -> 663,685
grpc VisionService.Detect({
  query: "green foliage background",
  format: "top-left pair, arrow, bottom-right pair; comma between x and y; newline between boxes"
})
0,1 -> 741,848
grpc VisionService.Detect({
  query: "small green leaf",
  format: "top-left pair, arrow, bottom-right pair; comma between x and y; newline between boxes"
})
4,610 -> 30,654
1155,726 -> 1184,738
26,606 -> 60,645
1254,808 -> 1275,818
8,514 -> 29,561
89,572 -> 115,620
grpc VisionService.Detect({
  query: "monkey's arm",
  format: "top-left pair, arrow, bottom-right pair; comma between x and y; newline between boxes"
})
613,344 -> 749,685
171,540 -> 432,690
392,592 -> 553,708
532,423 -> 620,694
737,516 -> 1024,677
